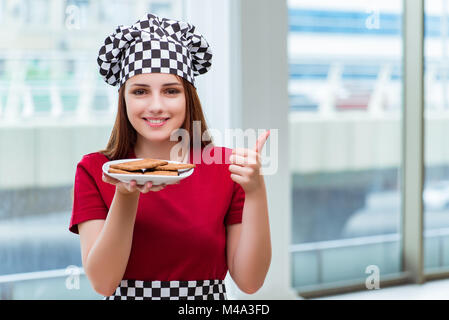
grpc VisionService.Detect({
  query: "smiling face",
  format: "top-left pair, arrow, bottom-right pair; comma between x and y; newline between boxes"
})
101,72 -> 212,161
124,73 -> 186,145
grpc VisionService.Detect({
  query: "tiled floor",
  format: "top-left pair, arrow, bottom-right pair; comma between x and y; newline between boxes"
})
314,278 -> 449,300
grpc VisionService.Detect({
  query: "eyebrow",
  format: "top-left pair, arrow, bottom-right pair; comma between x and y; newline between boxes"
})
130,82 -> 182,87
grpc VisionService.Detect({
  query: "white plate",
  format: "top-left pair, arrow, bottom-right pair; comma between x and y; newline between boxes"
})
102,159 -> 194,186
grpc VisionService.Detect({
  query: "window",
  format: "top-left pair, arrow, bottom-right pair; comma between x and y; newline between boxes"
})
288,0 -> 404,291
424,0 -> 449,273
0,0 -> 182,299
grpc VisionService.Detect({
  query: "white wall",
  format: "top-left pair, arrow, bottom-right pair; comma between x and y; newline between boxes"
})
183,0 -> 232,143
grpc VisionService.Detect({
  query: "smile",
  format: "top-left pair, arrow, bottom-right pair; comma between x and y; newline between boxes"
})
144,118 -> 169,127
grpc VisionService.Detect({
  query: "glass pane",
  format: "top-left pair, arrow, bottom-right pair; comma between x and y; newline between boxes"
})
424,0 -> 449,274
288,0 -> 403,290
0,0 -> 182,299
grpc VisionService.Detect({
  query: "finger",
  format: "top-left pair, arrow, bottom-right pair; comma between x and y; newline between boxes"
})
229,154 -> 258,166
138,181 -> 153,193
229,164 -> 254,176
149,183 -> 166,192
102,172 -> 120,184
150,185 -> 164,192
119,180 -> 137,192
232,148 -> 256,156
231,148 -> 259,163
128,180 -> 138,192
230,173 -> 248,185
253,130 -> 270,154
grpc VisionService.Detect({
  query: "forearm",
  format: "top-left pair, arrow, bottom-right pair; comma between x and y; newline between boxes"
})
85,191 -> 140,295
232,179 -> 271,293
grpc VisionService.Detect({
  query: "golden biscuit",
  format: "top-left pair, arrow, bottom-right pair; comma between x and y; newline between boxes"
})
110,159 -> 168,171
143,170 -> 179,176
154,163 -> 195,171
108,168 -> 143,175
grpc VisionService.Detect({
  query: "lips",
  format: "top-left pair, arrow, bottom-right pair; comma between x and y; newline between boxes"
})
143,117 -> 170,121
143,117 -> 170,127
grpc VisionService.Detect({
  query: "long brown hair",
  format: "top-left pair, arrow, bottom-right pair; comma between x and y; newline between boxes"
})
99,75 -> 212,160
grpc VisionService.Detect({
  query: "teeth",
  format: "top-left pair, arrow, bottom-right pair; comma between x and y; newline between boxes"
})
147,119 -> 167,124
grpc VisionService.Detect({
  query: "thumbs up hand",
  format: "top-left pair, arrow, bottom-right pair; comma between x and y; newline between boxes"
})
228,130 -> 270,194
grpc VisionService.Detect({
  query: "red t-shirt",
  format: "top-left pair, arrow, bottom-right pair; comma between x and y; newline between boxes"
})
69,146 -> 245,281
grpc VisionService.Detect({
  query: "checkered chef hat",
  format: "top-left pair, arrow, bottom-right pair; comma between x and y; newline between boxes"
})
97,13 -> 213,88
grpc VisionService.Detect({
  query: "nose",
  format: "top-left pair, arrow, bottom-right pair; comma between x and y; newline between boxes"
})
146,92 -> 164,115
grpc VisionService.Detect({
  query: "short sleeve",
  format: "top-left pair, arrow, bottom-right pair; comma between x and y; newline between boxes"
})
224,181 -> 246,225
69,157 -> 108,234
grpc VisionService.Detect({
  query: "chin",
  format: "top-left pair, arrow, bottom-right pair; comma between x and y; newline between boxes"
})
142,131 -> 171,142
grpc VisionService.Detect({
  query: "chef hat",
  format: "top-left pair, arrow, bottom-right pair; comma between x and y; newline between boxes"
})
97,13 -> 213,89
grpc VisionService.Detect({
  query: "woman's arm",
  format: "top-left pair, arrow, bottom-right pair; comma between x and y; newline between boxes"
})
226,176 -> 271,294
227,130 -> 272,294
78,175 -> 166,296
226,177 -> 271,294
79,191 -> 140,296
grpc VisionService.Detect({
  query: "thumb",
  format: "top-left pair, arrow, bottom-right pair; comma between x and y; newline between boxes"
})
254,130 -> 270,153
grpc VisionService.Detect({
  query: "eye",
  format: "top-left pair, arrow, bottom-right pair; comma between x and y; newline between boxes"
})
165,88 -> 180,95
133,89 -> 146,95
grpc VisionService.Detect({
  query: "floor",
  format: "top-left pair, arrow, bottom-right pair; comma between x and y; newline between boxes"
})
314,278 -> 449,300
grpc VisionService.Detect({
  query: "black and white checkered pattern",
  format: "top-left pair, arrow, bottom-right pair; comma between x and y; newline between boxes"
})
97,13 -> 212,89
104,279 -> 227,300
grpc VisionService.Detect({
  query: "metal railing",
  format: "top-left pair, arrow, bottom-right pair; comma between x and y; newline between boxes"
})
290,228 -> 449,288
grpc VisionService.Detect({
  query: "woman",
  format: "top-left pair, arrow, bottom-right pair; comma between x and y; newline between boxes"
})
69,13 -> 271,300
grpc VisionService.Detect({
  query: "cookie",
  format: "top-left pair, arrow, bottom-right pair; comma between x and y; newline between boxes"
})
108,168 -> 143,175
110,159 -> 168,171
144,170 -> 179,176
154,163 -> 196,171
